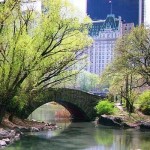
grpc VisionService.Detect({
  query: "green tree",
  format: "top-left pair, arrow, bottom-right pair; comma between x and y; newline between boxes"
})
100,26 -> 150,113
0,0 -> 92,122
76,71 -> 100,92
58,70 -> 100,92
77,71 -> 99,92
113,26 -> 150,87
138,90 -> 150,115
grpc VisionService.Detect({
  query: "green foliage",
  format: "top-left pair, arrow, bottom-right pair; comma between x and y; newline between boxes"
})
11,92 -> 27,111
58,70 -> 100,92
77,71 -> 100,92
95,100 -> 115,115
138,90 -> 150,115
100,25 -> 150,113
0,0 -> 92,116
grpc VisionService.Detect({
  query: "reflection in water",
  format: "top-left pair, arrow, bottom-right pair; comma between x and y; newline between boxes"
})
95,128 -> 113,147
5,103 -> 150,150
5,123 -> 150,150
28,102 -> 71,123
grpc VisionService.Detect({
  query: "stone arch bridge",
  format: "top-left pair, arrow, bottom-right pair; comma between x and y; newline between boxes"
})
20,88 -> 102,121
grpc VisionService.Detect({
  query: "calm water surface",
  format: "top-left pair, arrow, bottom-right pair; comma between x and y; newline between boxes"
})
4,122 -> 150,150
4,103 -> 150,150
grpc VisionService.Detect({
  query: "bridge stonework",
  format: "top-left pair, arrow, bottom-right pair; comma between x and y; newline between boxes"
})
20,88 -> 102,121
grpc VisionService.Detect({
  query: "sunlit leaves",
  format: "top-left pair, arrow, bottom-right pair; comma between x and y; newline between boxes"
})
0,0 -> 92,114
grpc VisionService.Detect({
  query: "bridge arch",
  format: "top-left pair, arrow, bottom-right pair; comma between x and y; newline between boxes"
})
20,88 -> 102,121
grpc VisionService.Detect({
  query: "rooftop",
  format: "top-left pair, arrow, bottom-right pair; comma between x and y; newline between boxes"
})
89,14 -> 121,37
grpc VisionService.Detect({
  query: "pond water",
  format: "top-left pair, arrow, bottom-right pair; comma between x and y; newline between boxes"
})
4,103 -> 150,150
4,122 -> 150,150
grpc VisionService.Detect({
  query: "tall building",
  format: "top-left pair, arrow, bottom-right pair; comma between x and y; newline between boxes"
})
87,0 -> 139,25
84,14 -> 134,75
144,0 -> 150,25
139,0 -> 150,26
85,14 -> 122,75
122,23 -> 134,35
139,0 -> 145,25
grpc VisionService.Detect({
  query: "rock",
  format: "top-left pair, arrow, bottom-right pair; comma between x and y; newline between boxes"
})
31,119 -> 36,122
30,127 -> 39,132
13,126 -> 30,132
0,129 -> 16,139
121,122 -> 138,128
140,122 -> 150,130
0,140 -> 7,146
13,127 -> 24,135
114,117 -> 123,124
45,123 -> 49,126
14,134 -> 20,141
99,115 -> 122,127
10,130 -> 16,136
49,123 -> 56,126
2,138 -> 10,144
19,127 -> 30,132
0,130 -> 10,139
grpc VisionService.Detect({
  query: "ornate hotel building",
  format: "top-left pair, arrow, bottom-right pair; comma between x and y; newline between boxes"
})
84,14 -> 134,75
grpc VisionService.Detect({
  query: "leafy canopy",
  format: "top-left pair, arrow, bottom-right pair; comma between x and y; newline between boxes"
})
0,0 -> 92,112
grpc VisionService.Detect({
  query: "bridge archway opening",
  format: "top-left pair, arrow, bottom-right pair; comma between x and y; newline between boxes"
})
57,101 -> 90,121
28,101 -> 89,122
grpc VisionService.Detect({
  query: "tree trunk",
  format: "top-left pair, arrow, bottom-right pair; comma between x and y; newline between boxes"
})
129,102 -> 134,113
0,104 -> 6,123
129,74 -> 134,113
125,75 -> 130,112
0,93 -> 16,123
126,98 -> 130,112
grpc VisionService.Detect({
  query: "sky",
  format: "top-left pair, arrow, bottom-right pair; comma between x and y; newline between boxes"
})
69,0 -> 150,25
68,0 -> 87,15
87,0 -> 139,25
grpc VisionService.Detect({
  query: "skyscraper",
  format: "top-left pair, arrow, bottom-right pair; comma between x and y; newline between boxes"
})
87,0 -> 139,25
139,0 -> 150,26
139,0 -> 144,25
144,0 -> 150,25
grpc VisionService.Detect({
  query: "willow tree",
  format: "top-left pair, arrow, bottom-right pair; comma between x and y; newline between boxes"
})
101,26 -> 150,113
0,0 -> 92,122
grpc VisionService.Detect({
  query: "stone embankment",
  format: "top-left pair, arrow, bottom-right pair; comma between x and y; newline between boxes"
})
0,128 -> 20,148
98,114 -> 150,129
0,114 -> 58,148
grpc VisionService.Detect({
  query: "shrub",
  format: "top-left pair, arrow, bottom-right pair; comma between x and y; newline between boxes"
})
138,90 -> 150,115
95,99 -> 115,115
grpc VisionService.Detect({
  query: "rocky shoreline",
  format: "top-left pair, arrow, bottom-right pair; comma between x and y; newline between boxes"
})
98,114 -> 150,130
0,128 -> 20,148
0,114 -> 58,149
